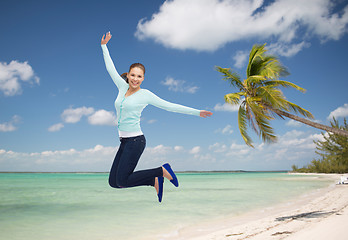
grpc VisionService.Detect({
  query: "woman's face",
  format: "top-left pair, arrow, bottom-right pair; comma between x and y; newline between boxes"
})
127,67 -> 144,90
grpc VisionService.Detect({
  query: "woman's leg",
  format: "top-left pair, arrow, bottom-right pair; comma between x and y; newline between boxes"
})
108,141 -> 125,188
114,135 -> 163,188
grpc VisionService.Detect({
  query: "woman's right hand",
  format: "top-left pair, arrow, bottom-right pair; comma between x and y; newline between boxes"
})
101,31 -> 112,45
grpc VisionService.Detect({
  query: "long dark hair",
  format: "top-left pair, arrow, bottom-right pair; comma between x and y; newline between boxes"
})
121,63 -> 146,84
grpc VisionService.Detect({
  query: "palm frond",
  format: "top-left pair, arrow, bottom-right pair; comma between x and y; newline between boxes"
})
247,44 -> 289,80
283,100 -> 314,119
224,92 -> 245,105
247,44 -> 267,77
254,114 -> 277,143
238,104 -> 254,147
245,104 -> 258,134
245,75 -> 267,87
247,98 -> 273,121
260,56 -> 290,80
258,86 -> 287,110
215,66 -> 244,90
264,80 -> 306,93
245,98 -> 277,144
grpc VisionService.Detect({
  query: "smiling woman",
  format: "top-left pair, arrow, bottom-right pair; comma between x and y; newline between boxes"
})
100,31 -> 212,202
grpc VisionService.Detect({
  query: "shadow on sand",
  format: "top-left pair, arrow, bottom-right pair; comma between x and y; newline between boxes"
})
275,210 -> 337,221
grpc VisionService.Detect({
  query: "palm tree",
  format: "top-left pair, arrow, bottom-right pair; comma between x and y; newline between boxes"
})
216,43 -> 348,147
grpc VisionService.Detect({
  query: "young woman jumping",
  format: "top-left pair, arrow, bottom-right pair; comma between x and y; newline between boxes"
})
101,32 -> 212,202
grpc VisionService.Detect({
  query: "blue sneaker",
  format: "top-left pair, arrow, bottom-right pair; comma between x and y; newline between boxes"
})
157,177 -> 164,202
163,163 -> 179,187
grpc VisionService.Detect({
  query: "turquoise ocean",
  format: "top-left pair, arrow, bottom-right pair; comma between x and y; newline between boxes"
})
0,172 -> 332,240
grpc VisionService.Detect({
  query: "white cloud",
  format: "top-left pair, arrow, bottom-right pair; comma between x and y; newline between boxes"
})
0,115 -> 20,132
285,119 -> 322,128
214,102 -> 239,112
281,129 -> 304,139
135,0 -> 348,53
174,146 -> 184,151
0,128 -> 327,172
215,124 -> 234,134
328,103 -> 348,120
209,142 -> 227,153
48,123 -> 64,132
222,125 -> 234,134
0,145 -> 118,172
233,50 -> 248,68
88,110 -> 116,126
233,42 -> 310,68
0,60 -> 40,96
286,119 -> 303,127
189,146 -> 201,154
0,144 -> 194,172
228,142 -> 251,155
276,130 -> 322,149
145,144 -> 172,155
61,106 -> 95,123
205,129 -> 324,169
161,77 -> 199,93
267,41 -> 311,57
49,107 -> 118,131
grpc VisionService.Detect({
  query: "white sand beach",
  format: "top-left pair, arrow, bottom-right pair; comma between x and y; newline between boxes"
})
163,174 -> 348,240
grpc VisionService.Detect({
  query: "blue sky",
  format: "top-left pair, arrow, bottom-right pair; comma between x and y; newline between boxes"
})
1,0 -> 348,172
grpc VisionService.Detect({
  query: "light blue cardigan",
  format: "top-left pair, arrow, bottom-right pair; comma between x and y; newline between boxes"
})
101,44 -> 201,135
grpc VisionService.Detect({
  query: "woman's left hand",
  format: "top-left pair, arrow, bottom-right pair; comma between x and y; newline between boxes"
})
200,110 -> 213,118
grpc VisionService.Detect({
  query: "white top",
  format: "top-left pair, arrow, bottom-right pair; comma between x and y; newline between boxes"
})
102,44 -> 201,138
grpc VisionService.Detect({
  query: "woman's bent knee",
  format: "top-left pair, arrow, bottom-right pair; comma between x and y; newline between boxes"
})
109,179 -> 122,189
116,179 -> 126,188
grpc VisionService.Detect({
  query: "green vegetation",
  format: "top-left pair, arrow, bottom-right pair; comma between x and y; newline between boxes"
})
216,43 -> 348,147
292,118 -> 348,173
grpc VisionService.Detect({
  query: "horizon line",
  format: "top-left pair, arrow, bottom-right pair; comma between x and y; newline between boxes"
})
0,170 -> 291,174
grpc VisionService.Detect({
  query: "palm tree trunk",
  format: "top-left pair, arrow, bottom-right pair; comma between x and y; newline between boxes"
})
268,107 -> 348,137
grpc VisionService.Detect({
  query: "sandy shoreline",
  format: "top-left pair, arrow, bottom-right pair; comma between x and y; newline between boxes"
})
159,173 -> 348,240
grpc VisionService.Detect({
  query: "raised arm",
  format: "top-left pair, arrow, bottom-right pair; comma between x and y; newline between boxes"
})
101,32 -> 128,90
146,90 -> 212,118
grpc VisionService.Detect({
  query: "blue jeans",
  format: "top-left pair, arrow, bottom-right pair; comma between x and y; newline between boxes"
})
108,135 -> 163,188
